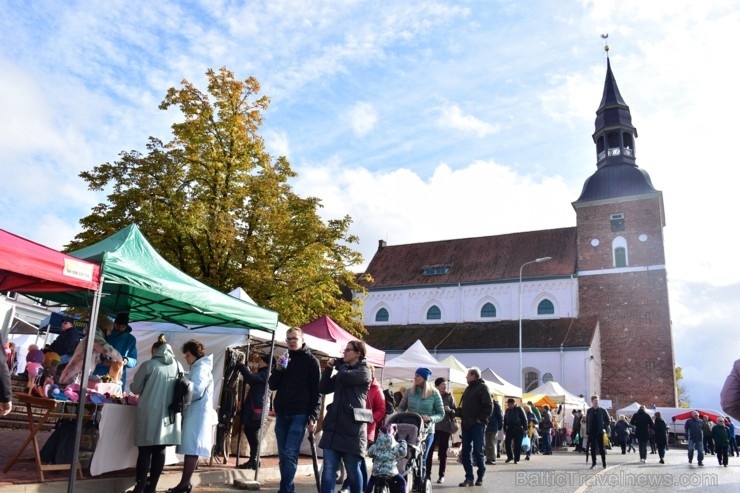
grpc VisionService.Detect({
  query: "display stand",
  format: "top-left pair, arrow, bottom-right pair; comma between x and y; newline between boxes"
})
2,393 -> 92,482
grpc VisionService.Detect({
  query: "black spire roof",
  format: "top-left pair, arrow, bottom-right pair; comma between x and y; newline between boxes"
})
575,57 -> 658,203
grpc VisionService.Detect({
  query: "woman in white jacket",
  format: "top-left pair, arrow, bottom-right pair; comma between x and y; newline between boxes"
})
167,340 -> 213,493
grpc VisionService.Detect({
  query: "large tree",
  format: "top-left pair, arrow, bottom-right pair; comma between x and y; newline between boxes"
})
72,68 -> 369,334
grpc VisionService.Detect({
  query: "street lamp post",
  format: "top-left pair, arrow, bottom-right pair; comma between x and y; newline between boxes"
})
519,256 -> 552,390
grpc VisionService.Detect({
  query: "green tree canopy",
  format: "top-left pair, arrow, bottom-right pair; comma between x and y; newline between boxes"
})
72,68 -> 369,334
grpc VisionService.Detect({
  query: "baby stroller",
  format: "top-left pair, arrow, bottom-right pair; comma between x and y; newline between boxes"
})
372,412 -> 431,493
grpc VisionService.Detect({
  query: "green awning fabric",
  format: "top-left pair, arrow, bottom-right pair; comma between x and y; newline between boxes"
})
44,224 -> 278,333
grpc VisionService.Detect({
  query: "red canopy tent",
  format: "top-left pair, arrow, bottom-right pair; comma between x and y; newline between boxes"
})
0,228 -> 103,493
0,229 -> 100,293
671,409 -> 723,423
301,315 -> 385,368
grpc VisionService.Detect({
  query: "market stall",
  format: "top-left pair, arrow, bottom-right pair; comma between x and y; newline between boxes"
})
5,224 -> 280,490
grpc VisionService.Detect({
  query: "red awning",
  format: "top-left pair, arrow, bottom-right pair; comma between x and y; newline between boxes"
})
301,315 -> 386,368
670,410 -> 723,423
0,229 -> 101,293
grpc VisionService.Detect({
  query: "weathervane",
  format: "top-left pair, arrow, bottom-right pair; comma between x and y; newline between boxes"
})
601,33 -> 609,56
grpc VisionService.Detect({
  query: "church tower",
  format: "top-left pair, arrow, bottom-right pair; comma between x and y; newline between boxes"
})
573,55 -> 677,407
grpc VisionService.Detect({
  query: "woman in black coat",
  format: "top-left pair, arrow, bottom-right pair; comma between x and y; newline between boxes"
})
236,355 -> 270,470
318,340 -> 371,493
653,411 -> 669,464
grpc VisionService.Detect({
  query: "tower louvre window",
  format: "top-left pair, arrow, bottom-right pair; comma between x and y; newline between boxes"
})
610,213 -> 625,232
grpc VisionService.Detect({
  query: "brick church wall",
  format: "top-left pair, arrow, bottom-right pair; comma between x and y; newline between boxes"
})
576,196 -> 677,408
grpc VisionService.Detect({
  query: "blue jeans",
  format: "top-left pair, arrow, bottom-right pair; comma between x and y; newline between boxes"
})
420,431 -> 434,479
460,423 -> 486,481
542,429 -> 552,453
275,413 -> 307,493
321,448 -> 363,493
687,439 -> 704,464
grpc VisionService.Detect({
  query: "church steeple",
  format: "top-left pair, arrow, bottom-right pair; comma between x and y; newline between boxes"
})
574,56 -> 658,203
593,57 -> 638,168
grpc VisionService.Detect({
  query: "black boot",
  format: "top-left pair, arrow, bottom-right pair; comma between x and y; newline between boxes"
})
125,480 -> 146,493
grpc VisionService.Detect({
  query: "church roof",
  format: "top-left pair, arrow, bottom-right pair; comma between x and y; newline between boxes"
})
363,317 -> 598,352
363,227 -> 577,289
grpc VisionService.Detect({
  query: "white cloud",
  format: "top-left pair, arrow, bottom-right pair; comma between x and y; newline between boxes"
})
436,104 -> 500,137
346,102 -> 378,137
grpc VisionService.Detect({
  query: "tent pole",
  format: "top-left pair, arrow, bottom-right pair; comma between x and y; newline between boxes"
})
67,279 -> 104,493
253,329 -> 277,482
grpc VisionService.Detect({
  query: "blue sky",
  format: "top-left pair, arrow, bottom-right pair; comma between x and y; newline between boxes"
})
1,1 -> 738,412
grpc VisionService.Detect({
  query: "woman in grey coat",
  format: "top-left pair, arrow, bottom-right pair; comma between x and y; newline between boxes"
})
318,340 -> 371,493
168,340 -> 214,493
128,334 -> 182,493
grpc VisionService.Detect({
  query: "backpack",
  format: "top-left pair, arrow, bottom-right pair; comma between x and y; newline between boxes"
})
169,362 -> 193,424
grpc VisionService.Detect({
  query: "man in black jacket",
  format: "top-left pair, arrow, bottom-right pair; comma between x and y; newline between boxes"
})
586,395 -> 610,469
503,398 -> 527,464
268,328 -> 321,493
457,367 -> 492,487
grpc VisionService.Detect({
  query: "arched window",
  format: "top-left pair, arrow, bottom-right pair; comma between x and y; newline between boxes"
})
614,247 -> 627,267
480,302 -> 496,318
524,371 -> 540,392
537,299 -> 554,315
426,305 -> 441,320
612,236 -> 628,267
375,308 -> 389,322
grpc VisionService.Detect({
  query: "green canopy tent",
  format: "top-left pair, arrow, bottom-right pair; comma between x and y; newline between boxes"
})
38,224 -> 279,490
46,224 -> 278,332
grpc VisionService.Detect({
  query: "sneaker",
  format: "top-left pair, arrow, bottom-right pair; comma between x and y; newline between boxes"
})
437,477 -> 444,484
505,459 -> 512,463
475,477 -> 483,486
659,459 -> 664,464
459,480 -> 474,487
689,459 -> 693,464
525,456 -> 530,461
514,461 -> 519,464
590,464 -> 596,469
698,462 -> 704,467
485,460 -> 495,465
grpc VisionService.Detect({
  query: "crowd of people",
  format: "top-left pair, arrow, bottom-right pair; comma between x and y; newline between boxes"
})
1,320 -> 740,493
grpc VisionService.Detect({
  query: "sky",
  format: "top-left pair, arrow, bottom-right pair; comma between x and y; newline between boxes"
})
1,1 -> 738,412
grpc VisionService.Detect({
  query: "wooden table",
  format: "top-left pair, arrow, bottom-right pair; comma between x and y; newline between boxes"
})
2,393 -> 92,482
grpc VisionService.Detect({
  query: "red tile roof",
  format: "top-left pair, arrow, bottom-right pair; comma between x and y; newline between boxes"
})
363,227 -> 577,288
363,317 -> 598,352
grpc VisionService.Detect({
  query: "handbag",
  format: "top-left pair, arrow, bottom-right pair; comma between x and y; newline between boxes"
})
353,407 -> 374,423
602,429 -> 610,447
449,417 -> 460,434
521,435 -> 531,453
250,397 -> 263,420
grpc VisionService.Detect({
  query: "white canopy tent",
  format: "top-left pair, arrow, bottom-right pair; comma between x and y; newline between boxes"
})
524,381 -> 587,407
523,381 -> 588,428
126,288 -> 339,405
481,368 -> 522,398
616,402 -> 655,417
380,340 -> 467,388
438,354 -> 469,373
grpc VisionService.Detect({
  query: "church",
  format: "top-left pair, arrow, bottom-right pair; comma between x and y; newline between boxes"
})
359,55 -> 677,410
